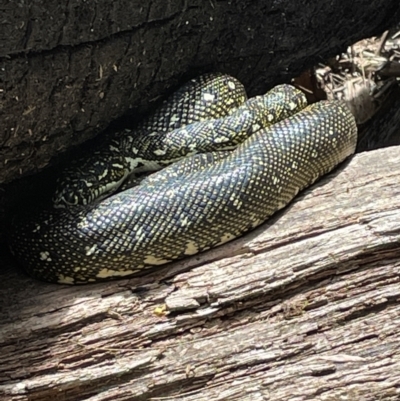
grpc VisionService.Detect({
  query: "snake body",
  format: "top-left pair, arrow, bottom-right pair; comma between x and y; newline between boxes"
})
9,74 -> 358,284
53,73 -> 248,207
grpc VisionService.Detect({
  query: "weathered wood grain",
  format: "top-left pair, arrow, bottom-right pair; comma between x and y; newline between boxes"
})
1,145 -> 400,400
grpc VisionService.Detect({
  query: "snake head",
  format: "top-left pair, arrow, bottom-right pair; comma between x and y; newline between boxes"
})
53,152 -> 131,208
260,84 -> 308,124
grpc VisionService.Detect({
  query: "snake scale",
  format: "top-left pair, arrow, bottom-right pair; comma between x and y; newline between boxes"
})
8,73 -> 358,284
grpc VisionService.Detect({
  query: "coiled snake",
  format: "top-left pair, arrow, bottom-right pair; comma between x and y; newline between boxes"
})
9,73 -> 358,284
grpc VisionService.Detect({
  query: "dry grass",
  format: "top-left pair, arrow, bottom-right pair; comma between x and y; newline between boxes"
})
294,28 -> 400,125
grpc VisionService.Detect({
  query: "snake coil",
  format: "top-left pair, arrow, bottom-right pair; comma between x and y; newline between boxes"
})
9,73 -> 358,284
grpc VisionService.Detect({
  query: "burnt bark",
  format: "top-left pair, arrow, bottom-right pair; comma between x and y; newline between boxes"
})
1,0 -> 400,184
1,145 -> 400,401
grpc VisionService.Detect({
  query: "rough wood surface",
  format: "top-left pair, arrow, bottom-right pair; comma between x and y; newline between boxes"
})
1,145 -> 400,401
2,0 -> 400,185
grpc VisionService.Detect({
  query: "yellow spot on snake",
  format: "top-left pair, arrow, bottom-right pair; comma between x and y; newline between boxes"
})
216,233 -> 236,245
135,226 -> 146,242
96,268 -> 136,278
184,240 -> 199,255
170,114 -> 180,123
112,163 -> 124,169
85,244 -> 97,256
57,275 -> 75,284
251,219 -> 263,228
227,81 -> 236,90
272,176 -> 280,184
77,219 -> 90,229
203,93 -> 215,102
40,251 -> 51,261
232,198 -> 242,209
144,255 -> 170,265
180,216 -> 189,227
154,149 -> 167,156
98,169 -> 108,180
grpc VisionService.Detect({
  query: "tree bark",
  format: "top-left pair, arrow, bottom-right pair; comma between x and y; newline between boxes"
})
1,145 -> 400,401
1,0 -> 400,185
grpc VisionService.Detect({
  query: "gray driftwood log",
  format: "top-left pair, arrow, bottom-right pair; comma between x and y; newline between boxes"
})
1,145 -> 400,401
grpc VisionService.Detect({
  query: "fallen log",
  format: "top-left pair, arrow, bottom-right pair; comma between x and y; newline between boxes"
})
2,0 -> 400,185
1,145 -> 400,401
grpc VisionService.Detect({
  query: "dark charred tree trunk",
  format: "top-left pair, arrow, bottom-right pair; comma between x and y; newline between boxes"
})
1,0 -> 400,184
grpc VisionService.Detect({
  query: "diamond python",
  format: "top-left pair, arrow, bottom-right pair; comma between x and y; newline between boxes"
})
8,73 -> 358,284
